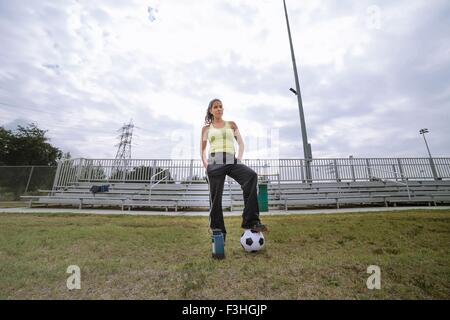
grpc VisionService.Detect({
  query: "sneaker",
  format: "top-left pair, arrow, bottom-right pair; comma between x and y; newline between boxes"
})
250,222 -> 268,233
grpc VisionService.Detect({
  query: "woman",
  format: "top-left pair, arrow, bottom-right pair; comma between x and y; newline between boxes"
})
200,98 -> 268,242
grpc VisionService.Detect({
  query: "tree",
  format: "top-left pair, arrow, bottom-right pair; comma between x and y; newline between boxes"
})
125,166 -> 174,183
0,123 -> 63,165
181,175 -> 205,184
0,127 -> 13,165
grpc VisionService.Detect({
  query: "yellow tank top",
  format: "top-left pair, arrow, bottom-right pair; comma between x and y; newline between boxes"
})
207,121 -> 236,154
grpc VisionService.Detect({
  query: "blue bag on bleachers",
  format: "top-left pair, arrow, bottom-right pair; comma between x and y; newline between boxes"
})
90,184 -> 110,194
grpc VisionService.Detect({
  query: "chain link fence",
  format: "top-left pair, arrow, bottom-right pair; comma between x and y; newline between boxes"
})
0,166 -> 57,201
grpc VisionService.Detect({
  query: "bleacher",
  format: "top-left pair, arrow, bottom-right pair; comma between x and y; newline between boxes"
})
271,180 -> 450,209
21,157 -> 450,211
22,179 -> 450,211
23,182 -> 232,211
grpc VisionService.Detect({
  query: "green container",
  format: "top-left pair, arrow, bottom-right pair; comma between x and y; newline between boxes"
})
257,183 -> 268,212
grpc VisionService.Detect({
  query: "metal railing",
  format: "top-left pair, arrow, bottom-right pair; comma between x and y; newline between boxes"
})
364,166 -> 411,200
51,157 -> 450,189
148,168 -> 169,202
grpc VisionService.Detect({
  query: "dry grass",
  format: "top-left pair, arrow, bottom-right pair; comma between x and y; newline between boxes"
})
0,201 -> 29,208
0,210 -> 449,299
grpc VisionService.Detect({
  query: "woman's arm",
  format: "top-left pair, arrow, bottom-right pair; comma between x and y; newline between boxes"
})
200,126 -> 209,169
230,121 -> 244,160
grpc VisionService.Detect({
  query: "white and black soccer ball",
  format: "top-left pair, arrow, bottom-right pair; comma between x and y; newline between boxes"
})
240,229 -> 265,252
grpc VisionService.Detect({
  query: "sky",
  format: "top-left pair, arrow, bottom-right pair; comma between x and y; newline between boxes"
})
0,0 -> 449,160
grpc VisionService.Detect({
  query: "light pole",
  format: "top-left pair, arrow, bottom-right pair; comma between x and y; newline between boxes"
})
419,128 -> 439,180
283,0 -> 312,182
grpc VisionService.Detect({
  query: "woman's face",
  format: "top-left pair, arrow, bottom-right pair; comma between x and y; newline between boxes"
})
210,100 -> 223,119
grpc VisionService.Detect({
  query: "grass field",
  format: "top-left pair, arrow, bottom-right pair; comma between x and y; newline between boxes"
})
0,210 -> 449,299
0,201 -> 29,208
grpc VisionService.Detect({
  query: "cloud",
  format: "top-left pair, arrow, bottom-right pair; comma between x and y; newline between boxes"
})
147,6 -> 158,22
0,0 -> 449,160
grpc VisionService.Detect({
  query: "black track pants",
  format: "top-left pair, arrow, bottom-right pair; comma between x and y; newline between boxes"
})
205,152 -> 261,236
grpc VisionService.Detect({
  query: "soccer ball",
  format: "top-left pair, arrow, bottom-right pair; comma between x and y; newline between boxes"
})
240,229 -> 265,252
